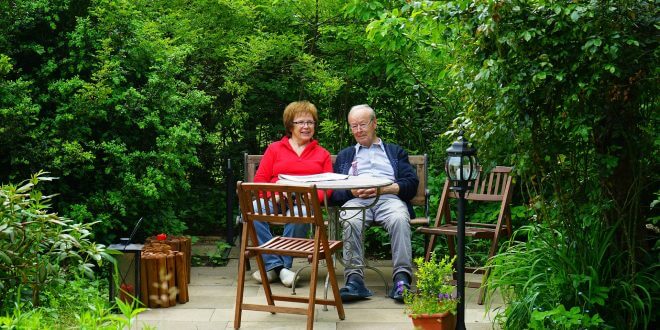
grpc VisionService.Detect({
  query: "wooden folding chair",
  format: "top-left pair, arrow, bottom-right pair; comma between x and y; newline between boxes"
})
417,166 -> 514,305
234,182 -> 345,330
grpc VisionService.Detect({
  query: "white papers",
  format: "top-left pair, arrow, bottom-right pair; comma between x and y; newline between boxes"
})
278,173 -> 349,182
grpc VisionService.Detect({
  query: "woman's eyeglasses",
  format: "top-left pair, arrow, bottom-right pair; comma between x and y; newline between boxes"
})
292,121 -> 315,127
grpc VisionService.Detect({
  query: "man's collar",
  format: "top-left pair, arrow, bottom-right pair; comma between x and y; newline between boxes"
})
354,138 -> 384,150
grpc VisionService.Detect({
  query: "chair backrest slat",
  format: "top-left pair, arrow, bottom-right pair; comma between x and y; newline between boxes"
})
237,182 -> 323,227
407,155 -> 427,206
493,172 -> 501,195
463,166 -> 513,201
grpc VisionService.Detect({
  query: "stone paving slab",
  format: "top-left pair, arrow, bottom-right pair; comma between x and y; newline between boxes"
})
136,247 -> 502,329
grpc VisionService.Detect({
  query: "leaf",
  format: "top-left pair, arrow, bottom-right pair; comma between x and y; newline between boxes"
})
0,251 -> 11,264
570,11 -> 580,21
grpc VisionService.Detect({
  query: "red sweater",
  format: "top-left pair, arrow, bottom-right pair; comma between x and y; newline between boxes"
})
254,136 -> 333,201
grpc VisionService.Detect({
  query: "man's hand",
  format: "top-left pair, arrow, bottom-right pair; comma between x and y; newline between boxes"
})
351,187 -> 377,198
351,183 -> 399,199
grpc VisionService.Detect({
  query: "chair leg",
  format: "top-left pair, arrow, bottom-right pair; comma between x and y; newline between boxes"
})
234,248 -> 248,329
292,263 -> 312,295
254,253 -> 275,307
326,253 -> 345,320
424,234 -> 436,262
447,235 -> 456,260
477,266 -> 490,305
307,253 -> 320,330
447,236 -> 458,281
479,233 -> 501,305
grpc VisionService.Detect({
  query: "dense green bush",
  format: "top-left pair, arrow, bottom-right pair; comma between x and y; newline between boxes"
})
365,0 -> 658,328
0,171 -> 109,308
1,0 -> 441,243
0,173 -> 147,328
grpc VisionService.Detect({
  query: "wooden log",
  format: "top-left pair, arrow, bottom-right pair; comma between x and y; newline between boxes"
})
169,238 -> 181,254
166,253 -> 177,306
140,254 -> 149,307
145,253 -> 160,308
145,235 -> 191,284
156,254 -> 170,308
143,242 -> 172,254
179,237 -> 191,283
175,251 -> 189,303
183,237 -> 192,282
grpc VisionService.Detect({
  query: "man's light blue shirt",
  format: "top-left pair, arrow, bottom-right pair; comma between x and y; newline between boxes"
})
352,138 -> 395,182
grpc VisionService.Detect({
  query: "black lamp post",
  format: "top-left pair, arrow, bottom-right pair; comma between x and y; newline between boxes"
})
445,131 -> 479,330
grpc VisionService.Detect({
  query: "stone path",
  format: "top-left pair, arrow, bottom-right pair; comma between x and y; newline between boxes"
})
134,245 -> 502,329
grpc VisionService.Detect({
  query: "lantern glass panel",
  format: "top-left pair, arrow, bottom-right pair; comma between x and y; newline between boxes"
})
108,243 -> 143,303
116,252 -> 137,298
446,155 -> 476,182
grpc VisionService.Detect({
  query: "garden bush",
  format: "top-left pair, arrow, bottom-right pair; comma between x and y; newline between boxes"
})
0,171 -> 109,309
0,172 -> 147,328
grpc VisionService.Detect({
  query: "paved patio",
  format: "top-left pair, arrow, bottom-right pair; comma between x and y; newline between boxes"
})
135,248 -> 502,329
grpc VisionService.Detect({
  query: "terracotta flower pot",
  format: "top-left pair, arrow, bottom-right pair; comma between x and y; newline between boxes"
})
409,311 -> 456,330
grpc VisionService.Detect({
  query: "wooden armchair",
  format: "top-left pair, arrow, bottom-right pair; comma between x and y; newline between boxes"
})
234,182 -> 345,330
417,166 -> 514,304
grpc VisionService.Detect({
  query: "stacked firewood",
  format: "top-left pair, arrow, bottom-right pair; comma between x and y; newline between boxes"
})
140,240 -> 189,308
145,235 -> 192,283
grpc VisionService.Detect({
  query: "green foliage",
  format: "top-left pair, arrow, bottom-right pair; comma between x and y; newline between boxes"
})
0,172 -> 109,308
1,0 -> 212,242
404,252 -> 457,316
529,304 -> 605,330
485,222 -> 656,329
0,300 -> 45,330
1,1 -> 656,327
0,277 -> 147,329
191,238 -> 231,267
367,1 -> 657,328
2,0 -> 449,243
364,226 -> 391,259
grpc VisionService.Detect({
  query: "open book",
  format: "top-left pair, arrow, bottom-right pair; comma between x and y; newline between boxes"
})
278,172 -> 349,182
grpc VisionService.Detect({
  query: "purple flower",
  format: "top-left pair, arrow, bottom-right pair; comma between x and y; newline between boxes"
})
396,280 -> 405,293
438,293 -> 452,300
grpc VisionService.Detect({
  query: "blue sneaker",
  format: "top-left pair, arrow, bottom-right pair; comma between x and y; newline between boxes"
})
339,280 -> 373,302
389,280 -> 410,303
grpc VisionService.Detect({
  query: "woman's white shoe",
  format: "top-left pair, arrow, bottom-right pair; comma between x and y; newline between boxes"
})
251,270 -> 278,283
279,268 -> 296,288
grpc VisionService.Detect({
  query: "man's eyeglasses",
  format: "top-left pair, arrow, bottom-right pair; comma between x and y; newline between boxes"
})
349,119 -> 372,132
292,121 -> 315,127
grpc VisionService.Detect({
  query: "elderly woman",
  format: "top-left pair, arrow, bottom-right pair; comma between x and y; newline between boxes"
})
252,100 -> 333,287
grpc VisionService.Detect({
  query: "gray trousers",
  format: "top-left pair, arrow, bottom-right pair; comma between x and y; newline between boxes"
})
340,196 -> 412,282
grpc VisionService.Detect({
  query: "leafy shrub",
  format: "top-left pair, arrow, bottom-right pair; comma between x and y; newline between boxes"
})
0,172 -> 109,309
404,252 -> 457,316
486,222 -> 655,329
529,304 -> 605,330
0,277 -> 147,329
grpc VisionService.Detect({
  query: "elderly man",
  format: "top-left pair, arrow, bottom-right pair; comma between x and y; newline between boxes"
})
330,104 -> 419,302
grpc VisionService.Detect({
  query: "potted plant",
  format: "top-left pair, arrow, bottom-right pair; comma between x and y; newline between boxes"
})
403,252 -> 458,330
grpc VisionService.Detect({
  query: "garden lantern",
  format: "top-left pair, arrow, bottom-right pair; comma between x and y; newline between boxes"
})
109,217 -> 144,304
109,238 -> 144,304
445,131 -> 479,330
445,131 -> 479,190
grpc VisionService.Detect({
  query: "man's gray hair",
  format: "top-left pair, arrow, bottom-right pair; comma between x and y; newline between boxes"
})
348,104 -> 376,120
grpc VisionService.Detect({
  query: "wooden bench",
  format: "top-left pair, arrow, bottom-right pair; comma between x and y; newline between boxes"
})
243,153 -> 429,225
